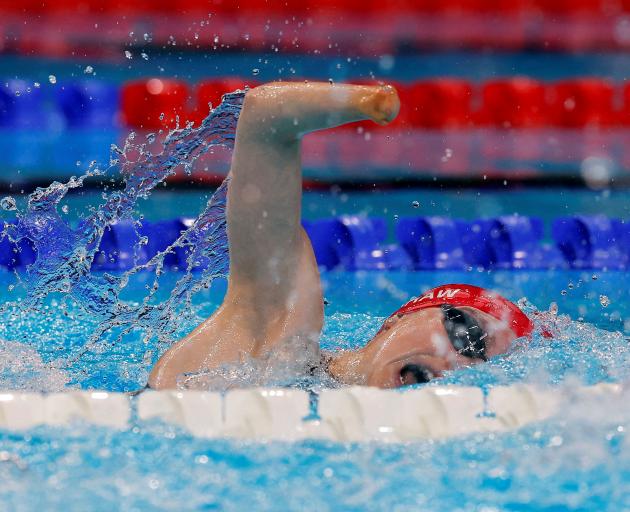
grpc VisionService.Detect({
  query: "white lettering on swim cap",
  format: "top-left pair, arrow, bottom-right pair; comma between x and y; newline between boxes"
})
418,288 -> 461,302
437,288 -> 461,299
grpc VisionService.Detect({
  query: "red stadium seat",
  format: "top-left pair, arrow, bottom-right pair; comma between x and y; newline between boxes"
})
305,0 -> 371,14
121,79 -> 190,130
193,78 -> 258,125
548,79 -> 616,128
619,82 -> 630,125
372,0 -> 418,12
479,78 -> 547,128
531,0 -> 606,13
231,0 -> 302,14
0,0 -> 48,12
413,0 -> 530,13
407,80 -> 473,128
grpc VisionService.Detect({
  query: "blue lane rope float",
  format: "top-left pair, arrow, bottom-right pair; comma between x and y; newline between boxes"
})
303,216 -> 413,271
397,216 -> 466,270
1,214 -> 630,271
552,215 -> 628,270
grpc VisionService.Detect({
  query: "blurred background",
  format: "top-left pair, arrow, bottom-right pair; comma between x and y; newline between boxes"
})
3,0 -> 630,282
1,0 -> 630,189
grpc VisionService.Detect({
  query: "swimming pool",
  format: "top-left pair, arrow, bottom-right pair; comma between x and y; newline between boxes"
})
4,0 -> 630,507
0,181 -> 629,510
1,271 -> 630,510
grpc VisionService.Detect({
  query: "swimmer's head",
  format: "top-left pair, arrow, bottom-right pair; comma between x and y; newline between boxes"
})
328,284 -> 532,388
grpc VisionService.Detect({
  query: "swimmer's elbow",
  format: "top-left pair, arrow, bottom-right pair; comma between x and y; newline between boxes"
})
241,84 -> 299,142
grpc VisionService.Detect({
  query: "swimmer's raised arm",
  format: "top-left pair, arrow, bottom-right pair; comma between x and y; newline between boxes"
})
149,82 -> 399,389
226,82 -> 400,308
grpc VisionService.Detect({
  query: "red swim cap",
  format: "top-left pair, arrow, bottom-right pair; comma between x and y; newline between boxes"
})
386,284 -> 534,338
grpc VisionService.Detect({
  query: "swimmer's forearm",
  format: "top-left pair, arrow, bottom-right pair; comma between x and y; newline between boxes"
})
238,82 -> 399,141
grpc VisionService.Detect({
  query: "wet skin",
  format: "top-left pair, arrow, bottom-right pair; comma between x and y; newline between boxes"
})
329,306 -> 517,388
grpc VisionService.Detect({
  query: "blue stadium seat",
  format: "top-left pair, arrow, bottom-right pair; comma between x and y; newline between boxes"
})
56,81 -> 119,129
0,79 -> 45,129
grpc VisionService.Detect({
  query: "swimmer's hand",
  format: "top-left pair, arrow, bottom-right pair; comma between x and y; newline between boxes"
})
359,85 -> 400,126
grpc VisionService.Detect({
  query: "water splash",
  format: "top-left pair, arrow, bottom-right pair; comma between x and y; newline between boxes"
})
2,91 -> 244,374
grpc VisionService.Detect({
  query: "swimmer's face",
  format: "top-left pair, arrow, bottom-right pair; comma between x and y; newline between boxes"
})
363,306 -> 517,388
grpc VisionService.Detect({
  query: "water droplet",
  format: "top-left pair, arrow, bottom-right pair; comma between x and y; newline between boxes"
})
124,50 -> 133,59
33,82 -> 40,88
84,65 -> 94,74
252,68 -> 260,76
592,274 -> 598,280
600,295 -> 611,307
411,201 -> 420,208
560,290 -> 567,296
48,75 -> 57,84
0,196 -> 16,211
328,78 -> 334,85
61,205 -> 69,214
378,54 -> 395,71
141,52 -> 149,60
213,35 -> 220,43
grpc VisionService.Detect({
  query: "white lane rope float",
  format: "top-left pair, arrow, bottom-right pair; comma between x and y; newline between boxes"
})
0,384 -> 622,442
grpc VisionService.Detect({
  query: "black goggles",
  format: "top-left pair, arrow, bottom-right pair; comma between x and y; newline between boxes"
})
441,303 -> 488,362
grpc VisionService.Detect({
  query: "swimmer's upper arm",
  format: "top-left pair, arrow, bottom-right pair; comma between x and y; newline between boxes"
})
225,88 -> 306,309
223,82 -> 398,314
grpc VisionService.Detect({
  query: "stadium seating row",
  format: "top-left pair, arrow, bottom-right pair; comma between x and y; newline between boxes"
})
5,77 -> 630,130
3,1 -> 630,55
1,215 -> 629,271
5,77 -> 630,181
3,0 -> 630,16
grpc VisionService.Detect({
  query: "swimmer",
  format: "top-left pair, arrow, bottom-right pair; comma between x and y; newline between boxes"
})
149,82 -> 532,390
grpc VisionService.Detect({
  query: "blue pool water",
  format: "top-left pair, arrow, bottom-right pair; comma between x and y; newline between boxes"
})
1,263 -> 630,510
